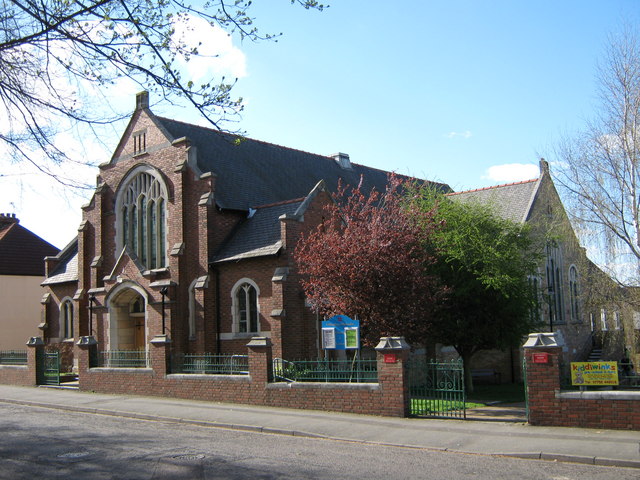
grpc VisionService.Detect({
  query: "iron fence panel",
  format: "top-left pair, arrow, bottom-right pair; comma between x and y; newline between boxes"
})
273,358 -> 378,383
98,351 -> 149,368
172,354 -> 249,375
0,350 -> 27,365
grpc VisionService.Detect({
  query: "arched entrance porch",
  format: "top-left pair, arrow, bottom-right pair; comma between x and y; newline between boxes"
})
107,284 -> 148,352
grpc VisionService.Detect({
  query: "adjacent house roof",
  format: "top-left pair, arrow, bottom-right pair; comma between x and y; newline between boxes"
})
0,214 -> 59,276
41,239 -> 78,285
156,117 -> 451,211
448,178 -> 540,224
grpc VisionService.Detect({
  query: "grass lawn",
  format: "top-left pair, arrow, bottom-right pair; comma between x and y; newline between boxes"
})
410,383 -> 525,414
467,383 -> 526,404
411,398 -> 485,414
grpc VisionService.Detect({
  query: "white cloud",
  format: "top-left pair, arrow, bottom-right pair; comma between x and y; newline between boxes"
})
483,163 -> 540,184
172,15 -> 247,82
446,130 -> 472,139
0,130 -> 106,249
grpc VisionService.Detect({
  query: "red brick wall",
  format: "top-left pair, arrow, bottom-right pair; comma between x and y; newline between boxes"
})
76,338 -> 410,417
0,366 -> 32,386
525,346 -> 640,430
0,343 -> 40,386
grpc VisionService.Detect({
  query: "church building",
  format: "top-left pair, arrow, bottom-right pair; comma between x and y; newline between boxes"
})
41,92 -> 448,372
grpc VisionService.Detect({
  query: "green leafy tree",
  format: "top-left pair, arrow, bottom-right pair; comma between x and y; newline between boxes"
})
407,186 -> 541,392
0,0 -> 325,186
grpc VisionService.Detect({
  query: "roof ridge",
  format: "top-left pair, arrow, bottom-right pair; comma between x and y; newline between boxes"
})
256,197 -> 306,209
447,177 -> 539,196
157,116 -> 333,161
155,117 -> 445,185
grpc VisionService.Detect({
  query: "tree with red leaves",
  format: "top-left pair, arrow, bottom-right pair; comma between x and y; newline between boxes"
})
295,175 -> 447,347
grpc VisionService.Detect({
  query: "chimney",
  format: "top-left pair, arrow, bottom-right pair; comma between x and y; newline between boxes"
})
539,158 -> 550,176
136,91 -> 149,111
331,152 -> 352,170
0,213 -> 18,226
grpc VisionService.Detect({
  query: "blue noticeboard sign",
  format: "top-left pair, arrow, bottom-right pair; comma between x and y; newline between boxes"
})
321,315 -> 360,350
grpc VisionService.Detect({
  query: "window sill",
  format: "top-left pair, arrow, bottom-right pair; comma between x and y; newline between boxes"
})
219,332 -> 271,340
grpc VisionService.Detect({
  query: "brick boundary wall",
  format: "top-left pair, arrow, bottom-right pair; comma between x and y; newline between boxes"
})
524,333 -> 640,430
73,336 -> 410,417
0,366 -> 32,386
0,338 -> 41,387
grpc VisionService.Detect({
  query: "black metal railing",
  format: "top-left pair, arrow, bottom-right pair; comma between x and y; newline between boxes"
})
98,350 -> 149,368
273,358 -> 378,383
0,350 -> 27,365
172,354 -> 249,375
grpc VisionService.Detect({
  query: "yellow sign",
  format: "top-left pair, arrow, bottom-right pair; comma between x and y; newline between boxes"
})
570,362 -> 619,386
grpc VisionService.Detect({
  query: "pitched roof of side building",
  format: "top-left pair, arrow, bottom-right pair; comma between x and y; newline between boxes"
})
446,161 -> 550,223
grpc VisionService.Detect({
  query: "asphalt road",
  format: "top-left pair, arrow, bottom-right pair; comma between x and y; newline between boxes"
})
0,403 -> 637,480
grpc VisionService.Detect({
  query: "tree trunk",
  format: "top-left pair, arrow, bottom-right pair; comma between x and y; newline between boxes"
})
461,353 -> 474,394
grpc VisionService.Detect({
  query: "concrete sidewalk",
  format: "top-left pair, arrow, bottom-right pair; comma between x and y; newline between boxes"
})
1,384 -> 639,469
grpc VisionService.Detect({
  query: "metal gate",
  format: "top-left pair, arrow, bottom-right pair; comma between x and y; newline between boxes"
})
407,357 -> 466,419
37,350 -> 60,386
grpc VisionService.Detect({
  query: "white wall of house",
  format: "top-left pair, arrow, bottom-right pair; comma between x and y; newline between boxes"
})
0,275 -> 42,350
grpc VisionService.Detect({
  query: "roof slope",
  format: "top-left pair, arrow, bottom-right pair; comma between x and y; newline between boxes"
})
213,200 -> 303,264
41,239 -> 78,285
157,117 -> 451,211
0,216 -> 59,276
448,179 -> 540,223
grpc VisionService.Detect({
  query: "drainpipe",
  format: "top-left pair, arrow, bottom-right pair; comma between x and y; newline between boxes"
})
214,267 -> 221,354
88,294 -> 97,336
160,287 -> 168,335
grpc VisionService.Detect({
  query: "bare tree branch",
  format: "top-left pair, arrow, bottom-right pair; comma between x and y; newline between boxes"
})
555,26 -> 640,285
0,0 -> 326,187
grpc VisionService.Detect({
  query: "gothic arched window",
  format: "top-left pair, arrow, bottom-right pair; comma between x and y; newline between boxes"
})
569,265 -> 580,323
60,298 -> 74,339
546,243 -> 564,325
232,280 -> 260,334
118,168 -> 167,270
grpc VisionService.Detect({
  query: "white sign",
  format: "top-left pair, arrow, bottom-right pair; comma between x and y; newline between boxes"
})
322,328 -> 336,349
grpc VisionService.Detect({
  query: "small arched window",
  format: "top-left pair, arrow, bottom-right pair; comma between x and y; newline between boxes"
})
568,265 -> 580,322
232,280 -> 259,334
130,296 -> 145,314
60,299 -> 74,339
118,168 -> 167,270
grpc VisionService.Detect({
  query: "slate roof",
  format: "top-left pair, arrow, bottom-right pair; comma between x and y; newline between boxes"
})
213,199 -> 304,264
0,216 -> 59,276
41,239 -> 78,285
157,117 -> 451,211
448,178 -> 540,223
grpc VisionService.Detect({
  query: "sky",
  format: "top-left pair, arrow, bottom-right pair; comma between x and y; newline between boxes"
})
1,0 -> 639,249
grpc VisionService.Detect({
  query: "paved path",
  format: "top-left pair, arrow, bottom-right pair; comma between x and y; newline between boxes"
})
466,402 -> 527,422
0,385 -> 639,468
